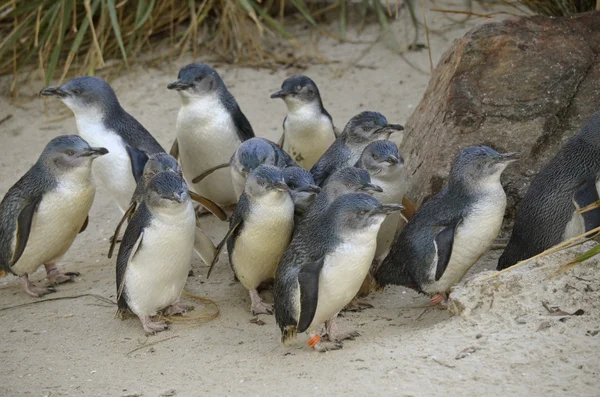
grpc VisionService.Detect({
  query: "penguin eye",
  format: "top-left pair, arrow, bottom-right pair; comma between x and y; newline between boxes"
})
295,85 -> 302,92
66,150 -> 75,156
71,89 -> 81,95
196,75 -> 203,82
358,210 -> 368,215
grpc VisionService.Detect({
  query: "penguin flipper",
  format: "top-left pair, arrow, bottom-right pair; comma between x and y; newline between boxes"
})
433,218 -> 463,281
108,202 -> 137,259
297,257 -> 325,333
189,191 -> 227,221
126,145 -> 149,182
207,219 -> 242,279
79,216 -> 89,234
10,196 -> 42,268
169,138 -> 179,160
277,132 -> 285,148
574,176 -> 600,231
194,227 -> 217,266
191,163 -> 230,184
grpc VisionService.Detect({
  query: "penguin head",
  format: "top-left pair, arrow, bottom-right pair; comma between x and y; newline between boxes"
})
328,193 -> 403,233
168,63 -> 223,100
145,171 -> 190,208
245,165 -> 289,198
41,135 -> 108,173
359,140 -> 404,176
40,76 -> 120,115
343,111 -> 404,143
270,75 -> 322,110
234,138 -> 277,178
282,166 -> 320,209
324,167 -> 382,198
143,153 -> 182,183
450,146 -> 520,188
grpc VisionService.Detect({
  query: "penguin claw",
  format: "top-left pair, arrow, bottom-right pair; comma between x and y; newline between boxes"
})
141,317 -> 169,335
313,341 -> 343,352
343,299 -> 374,312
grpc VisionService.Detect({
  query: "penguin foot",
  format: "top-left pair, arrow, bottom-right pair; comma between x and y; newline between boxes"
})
313,340 -> 343,352
20,275 -> 57,298
343,299 -> 374,312
163,303 -> 194,316
249,289 -> 273,315
140,316 -> 169,335
430,293 -> 445,305
324,318 -> 360,343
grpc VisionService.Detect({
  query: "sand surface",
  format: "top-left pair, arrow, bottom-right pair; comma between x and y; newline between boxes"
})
1,4 -> 599,396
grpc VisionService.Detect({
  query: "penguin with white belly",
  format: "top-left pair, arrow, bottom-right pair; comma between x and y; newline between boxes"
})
116,171 -> 196,334
375,146 -> 519,304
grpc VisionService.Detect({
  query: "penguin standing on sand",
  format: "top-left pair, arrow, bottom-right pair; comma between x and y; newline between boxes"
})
168,63 -> 254,207
208,165 -> 295,315
274,193 -> 402,351
499,111 -> 600,270
271,75 -> 339,169
310,111 -> 404,186
40,77 -> 164,213
116,171 -> 196,334
375,146 -> 519,304
282,166 -> 321,223
0,135 -> 107,297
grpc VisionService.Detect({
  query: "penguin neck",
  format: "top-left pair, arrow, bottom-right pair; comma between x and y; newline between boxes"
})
248,191 -> 290,207
179,91 -> 220,108
285,99 -> 323,116
55,162 -> 95,187
451,170 -> 504,196
149,199 -> 192,221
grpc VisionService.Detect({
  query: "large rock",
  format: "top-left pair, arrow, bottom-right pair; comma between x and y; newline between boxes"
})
403,11 -> 600,221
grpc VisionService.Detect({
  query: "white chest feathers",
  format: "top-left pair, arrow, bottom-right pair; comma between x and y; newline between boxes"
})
176,94 -> 240,204
74,111 -> 135,213
424,184 -> 507,294
308,225 -> 379,330
231,192 -> 295,290
124,201 -> 196,317
283,104 -> 335,169
12,168 -> 96,276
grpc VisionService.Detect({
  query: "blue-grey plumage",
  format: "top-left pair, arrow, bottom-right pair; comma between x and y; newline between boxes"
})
375,146 -> 519,303
40,77 -> 164,213
499,110 -> 600,270
230,137 -> 296,198
116,170 -> 196,334
274,193 -> 402,351
0,135 -> 107,297
295,167 -> 382,235
310,111 -> 404,186
209,165 -> 295,316
168,63 -> 255,206
271,75 -> 339,169
282,166 -> 321,223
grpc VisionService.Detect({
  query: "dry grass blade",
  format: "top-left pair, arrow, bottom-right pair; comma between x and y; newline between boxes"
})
576,201 -> 600,214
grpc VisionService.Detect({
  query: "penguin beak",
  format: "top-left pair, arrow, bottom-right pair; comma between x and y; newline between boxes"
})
297,184 -> 321,194
372,204 -> 404,215
360,183 -> 383,193
270,90 -> 287,99
375,124 -> 404,137
385,155 -> 400,165
269,181 -> 289,192
499,152 -> 521,163
81,147 -> 109,157
39,86 -> 69,98
167,80 -> 191,91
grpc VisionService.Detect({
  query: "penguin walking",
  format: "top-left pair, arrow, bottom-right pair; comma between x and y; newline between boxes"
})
168,63 -> 254,207
116,171 -> 196,334
274,193 -> 402,351
0,135 -> 107,297
271,75 -> 339,169
356,140 -> 407,264
208,165 -> 295,315
282,166 -> 321,223
310,111 -> 404,186
375,146 -> 519,304
40,77 -> 164,213
499,111 -> 600,270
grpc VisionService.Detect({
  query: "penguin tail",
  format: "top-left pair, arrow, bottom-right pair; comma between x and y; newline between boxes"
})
281,326 -> 297,344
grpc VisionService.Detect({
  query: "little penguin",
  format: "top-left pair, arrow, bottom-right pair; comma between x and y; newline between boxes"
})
274,193 -> 402,351
498,111 -> 600,270
0,135 -> 107,297
116,170 -> 196,334
40,77 -> 164,213
208,165 -> 295,315
282,166 -> 321,223
310,111 -> 404,186
296,167 -> 382,234
271,75 -> 339,169
356,140 -> 407,264
375,146 -> 519,304
107,153 -> 226,262
168,63 -> 255,207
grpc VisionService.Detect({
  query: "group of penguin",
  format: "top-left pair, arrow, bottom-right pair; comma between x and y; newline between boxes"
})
2,61 -> 600,352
